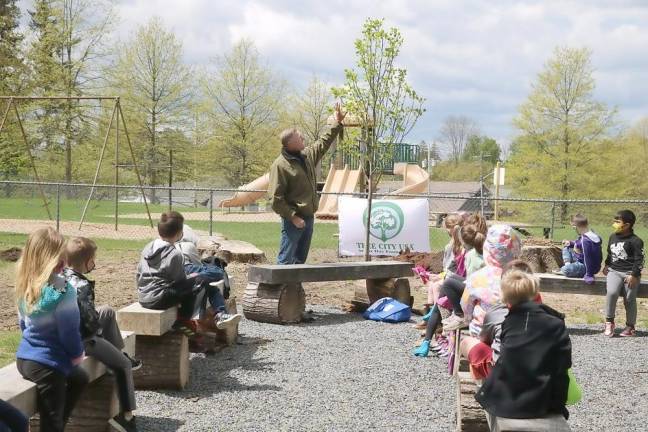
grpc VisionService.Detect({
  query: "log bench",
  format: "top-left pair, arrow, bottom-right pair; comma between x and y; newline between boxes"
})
243,261 -> 413,324
116,303 -> 189,390
0,331 -> 135,432
537,273 -> 648,297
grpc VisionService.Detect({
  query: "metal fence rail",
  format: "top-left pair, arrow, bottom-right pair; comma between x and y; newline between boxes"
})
1,180 -> 648,252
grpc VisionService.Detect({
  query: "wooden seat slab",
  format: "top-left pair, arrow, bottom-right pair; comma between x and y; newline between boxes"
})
490,414 -> 571,432
537,273 -> 648,297
1,331 -> 135,417
247,261 -> 413,284
116,303 -> 177,336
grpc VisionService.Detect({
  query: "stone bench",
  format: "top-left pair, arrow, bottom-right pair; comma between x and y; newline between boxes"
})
537,273 -> 648,297
116,303 -> 189,390
0,331 -> 135,432
244,261 -> 413,324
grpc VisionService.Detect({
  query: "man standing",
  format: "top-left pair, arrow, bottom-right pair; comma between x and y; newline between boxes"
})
269,103 -> 346,264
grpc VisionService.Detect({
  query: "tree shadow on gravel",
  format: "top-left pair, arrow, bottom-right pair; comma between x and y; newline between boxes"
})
135,416 -> 185,431
567,326 -> 648,337
296,309 -> 365,327
162,335 -> 282,400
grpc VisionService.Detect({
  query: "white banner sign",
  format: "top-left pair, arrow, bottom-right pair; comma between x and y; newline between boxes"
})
338,197 -> 431,256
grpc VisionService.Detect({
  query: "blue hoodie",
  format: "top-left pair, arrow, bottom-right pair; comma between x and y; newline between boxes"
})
16,273 -> 84,376
568,231 -> 603,278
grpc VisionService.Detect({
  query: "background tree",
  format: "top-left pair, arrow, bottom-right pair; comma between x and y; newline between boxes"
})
0,0 -> 29,191
202,39 -> 285,186
462,135 -> 501,164
27,0 -> 113,186
508,46 -> 616,221
288,75 -> 333,179
110,17 -> 193,203
439,115 -> 479,164
333,18 -> 425,260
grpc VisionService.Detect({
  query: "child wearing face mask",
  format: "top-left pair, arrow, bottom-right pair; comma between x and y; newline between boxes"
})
602,210 -> 645,337
556,213 -> 602,284
64,237 -> 141,432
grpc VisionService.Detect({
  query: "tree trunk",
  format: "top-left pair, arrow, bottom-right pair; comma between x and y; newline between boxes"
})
364,174 -> 373,261
242,282 -> 305,324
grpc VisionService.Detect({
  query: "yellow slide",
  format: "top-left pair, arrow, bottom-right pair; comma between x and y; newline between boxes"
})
219,173 -> 270,208
388,162 -> 429,196
315,165 -> 361,219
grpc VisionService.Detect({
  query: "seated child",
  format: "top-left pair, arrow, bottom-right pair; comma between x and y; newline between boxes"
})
558,213 -> 602,284
603,209 -> 644,337
413,214 -> 465,330
136,211 -> 241,336
442,223 -> 487,331
459,260 -> 533,380
15,228 -> 88,432
460,224 -> 522,337
476,270 -> 572,420
64,237 -> 141,432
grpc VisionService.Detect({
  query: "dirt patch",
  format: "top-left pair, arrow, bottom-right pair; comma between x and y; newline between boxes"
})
394,250 -> 444,273
0,248 -> 21,262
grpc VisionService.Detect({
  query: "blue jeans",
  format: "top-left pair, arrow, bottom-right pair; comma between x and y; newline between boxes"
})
561,247 -> 586,278
185,264 -> 226,312
277,216 -> 314,264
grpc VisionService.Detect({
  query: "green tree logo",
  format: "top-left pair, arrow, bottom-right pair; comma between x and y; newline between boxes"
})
363,202 -> 405,241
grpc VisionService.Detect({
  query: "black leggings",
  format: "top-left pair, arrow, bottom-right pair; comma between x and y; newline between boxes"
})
424,277 -> 466,341
443,276 -> 466,317
16,359 -> 88,432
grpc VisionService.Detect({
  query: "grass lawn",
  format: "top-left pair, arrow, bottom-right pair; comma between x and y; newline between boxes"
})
0,331 -> 20,367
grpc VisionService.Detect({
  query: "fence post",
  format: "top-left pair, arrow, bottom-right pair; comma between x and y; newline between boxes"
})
56,184 -> 61,232
550,201 -> 556,240
209,190 -> 214,236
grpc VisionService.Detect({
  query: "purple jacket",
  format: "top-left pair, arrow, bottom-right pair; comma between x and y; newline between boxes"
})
568,231 -> 602,278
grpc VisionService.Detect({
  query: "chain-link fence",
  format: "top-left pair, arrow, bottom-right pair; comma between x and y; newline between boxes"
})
2,180 -> 648,256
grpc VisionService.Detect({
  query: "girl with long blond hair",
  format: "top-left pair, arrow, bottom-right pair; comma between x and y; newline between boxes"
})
15,227 -> 88,432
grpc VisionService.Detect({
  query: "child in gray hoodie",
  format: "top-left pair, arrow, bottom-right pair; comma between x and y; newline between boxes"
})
136,211 -> 240,337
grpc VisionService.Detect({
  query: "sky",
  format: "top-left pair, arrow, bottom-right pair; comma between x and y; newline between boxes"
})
17,0 -> 648,152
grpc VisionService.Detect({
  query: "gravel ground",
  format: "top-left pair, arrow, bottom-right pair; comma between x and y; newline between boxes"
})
134,306 -> 648,432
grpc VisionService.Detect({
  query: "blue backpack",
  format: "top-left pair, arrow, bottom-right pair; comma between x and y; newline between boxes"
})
363,297 -> 411,323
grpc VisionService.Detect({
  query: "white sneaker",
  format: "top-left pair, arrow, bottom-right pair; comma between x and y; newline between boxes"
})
443,315 -> 468,331
442,313 -> 460,326
216,313 -> 242,330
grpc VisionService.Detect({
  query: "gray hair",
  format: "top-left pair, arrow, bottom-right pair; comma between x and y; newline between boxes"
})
280,128 -> 299,147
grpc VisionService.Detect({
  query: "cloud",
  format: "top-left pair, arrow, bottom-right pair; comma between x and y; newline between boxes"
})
16,0 -> 648,149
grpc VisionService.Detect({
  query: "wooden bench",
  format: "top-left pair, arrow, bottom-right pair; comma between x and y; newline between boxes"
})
116,303 -> 189,390
244,261 -> 413,323
487,414 -> 571,432
537,273 -> 648,297
0,331 -> 135,432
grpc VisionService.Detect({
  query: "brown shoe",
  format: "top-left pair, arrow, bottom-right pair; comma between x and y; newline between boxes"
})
412,321 -> 427,330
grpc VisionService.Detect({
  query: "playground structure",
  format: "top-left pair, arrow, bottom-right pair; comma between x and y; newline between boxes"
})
218,173 -> 270,208
219,161 -> 430,219
315,165 -> 362,219
388,162 -> 429,196
0,96 -> 153,229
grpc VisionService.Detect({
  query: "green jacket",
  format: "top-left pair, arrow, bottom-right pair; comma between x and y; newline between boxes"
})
268,122 -> 343,220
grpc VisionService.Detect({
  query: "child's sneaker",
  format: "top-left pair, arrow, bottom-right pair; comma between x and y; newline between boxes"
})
552,269 -> 565,276
619,326 -> 636,337
215,312 -> 242,330
123,353 -> 142,371
443,315 -> 467,331
172,319 -> 198,337
604,321 -> 615,337
109,413 -> 138,432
